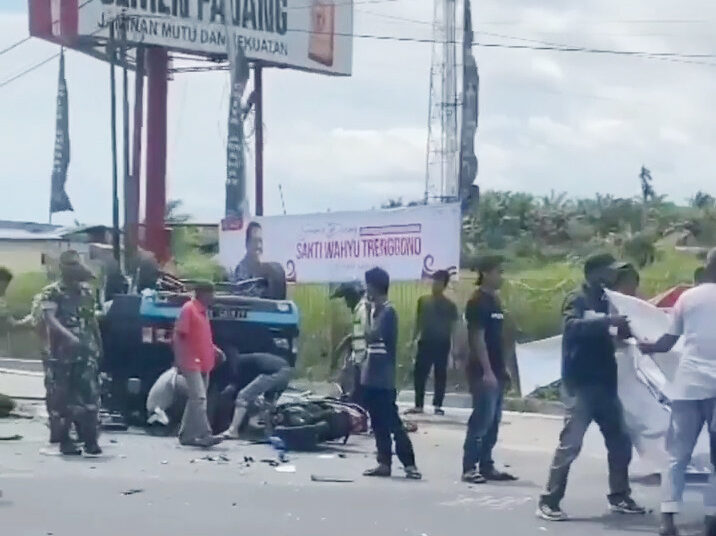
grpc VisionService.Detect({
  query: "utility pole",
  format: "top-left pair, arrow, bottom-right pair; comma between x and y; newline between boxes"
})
254,64 -> 264,216
109,22 -> 120,262
128,46 -> 144,272
120,15 -> 132,271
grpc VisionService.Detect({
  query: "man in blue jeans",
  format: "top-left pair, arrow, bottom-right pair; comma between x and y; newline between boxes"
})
462,256 -> 517,484
639,249 -> 716,536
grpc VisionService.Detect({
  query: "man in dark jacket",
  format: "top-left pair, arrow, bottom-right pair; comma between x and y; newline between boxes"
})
537,253 -> 646,521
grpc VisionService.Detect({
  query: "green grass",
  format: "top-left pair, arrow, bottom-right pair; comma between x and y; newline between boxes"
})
289,249 -> 700,384
0,249 -> 700,382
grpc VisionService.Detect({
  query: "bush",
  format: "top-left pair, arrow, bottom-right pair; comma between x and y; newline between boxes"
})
6,272 -> 48,315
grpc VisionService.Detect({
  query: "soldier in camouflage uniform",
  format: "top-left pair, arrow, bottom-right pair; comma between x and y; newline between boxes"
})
0,266 -> 14,335
14,291 -> 65,441
40,250 -> 103,455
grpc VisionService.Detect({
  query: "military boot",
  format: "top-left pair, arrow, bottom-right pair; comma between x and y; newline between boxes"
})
48,416 -> 62,444
78,412 -> 102,456
57,417 -> 81,455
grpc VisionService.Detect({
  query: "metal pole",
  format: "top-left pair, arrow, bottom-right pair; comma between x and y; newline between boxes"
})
121,17 -> 131,271
145,47 -> 168,263
109,22 -> 120,262
254,64 -> 264,216
128,46 -> 145,270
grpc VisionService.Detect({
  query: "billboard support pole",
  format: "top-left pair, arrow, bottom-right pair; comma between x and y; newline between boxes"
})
109,22 -> 121,263
120,16 -> 133,271
145,47 -> 168,263
254,64 -> 264,216
128,45 -> 145,272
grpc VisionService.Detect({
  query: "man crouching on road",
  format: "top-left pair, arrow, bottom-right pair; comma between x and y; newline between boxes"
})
537,253 -> 645,521
220,351 -> 293,439
361,267 -> 422,480
173,280 -> 224,448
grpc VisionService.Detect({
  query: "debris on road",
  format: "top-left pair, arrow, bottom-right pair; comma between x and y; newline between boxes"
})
310,474 -> 354,483
121,489 -> 144,496
276,464 -> 296,473
190,455 -> 230,464
0,434 -> 22,441
260,458 -> 280,467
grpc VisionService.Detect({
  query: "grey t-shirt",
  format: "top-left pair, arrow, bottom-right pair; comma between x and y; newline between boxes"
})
360,302 -> 398,390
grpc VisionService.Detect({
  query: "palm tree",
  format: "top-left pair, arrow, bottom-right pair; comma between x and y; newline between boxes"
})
165,199 -> 191,224
690,191 -> 715,210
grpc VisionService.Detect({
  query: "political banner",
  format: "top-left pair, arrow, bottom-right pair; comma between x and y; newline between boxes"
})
219,203 -> 462,283
33,0 -> 353,76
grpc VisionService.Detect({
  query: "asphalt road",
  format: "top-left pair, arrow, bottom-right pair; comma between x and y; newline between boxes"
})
1,409 -> 713,536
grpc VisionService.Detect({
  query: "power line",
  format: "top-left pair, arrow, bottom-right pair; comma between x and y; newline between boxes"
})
0,7 -> 120,90
354,8 -> 716,64
0,0 -> 96,59
5,11 -> 716,86
0,54 -> 61,88
0,37 -> 31,57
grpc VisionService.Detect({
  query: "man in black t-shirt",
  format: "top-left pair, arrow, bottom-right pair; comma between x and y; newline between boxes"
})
406,270 -> 458,416
461,256 -> 517,484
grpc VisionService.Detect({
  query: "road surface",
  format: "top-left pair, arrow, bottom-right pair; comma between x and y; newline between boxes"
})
1,407 -> 712,536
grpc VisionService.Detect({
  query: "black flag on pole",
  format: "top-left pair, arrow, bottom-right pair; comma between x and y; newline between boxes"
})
50,49 -> 72,214
458,0 -> 479,209
225,44 -> 250,221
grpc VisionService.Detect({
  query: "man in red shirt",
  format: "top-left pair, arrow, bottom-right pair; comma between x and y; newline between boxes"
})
173,281 -> 224,447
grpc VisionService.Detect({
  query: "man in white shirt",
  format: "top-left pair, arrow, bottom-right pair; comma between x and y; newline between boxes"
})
639,249 -> 716,536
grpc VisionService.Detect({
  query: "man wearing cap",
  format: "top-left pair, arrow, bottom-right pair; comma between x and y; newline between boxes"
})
537,253 -> 645,521
173,280 -> 224,448
331,281 -> 368,404
40,250 -> 103,455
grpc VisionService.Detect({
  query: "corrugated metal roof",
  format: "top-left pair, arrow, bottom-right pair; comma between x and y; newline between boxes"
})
0,228 -> 66,241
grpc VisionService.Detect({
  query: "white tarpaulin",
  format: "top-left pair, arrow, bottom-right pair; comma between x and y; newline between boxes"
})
516,291 -> 710,472
219,204 -> 462,283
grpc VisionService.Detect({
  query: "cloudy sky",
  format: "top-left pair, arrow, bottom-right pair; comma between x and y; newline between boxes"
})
0,0 -> 714,226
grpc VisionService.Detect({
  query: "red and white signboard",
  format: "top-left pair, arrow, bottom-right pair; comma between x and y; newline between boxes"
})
29,0 -> 353,76
219,204 -> 462,283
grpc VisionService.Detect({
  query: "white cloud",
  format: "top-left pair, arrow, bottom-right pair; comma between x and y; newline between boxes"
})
530,56 -> 564,82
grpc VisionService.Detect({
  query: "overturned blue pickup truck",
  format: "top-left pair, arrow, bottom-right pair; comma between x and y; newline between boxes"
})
98,270 -> 299,426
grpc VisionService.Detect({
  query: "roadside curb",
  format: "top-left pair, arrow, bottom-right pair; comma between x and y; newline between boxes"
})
0,367 -> 43,378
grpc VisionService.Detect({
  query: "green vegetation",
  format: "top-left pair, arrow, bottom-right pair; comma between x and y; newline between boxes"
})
2,186 -> 710,388
2,271 -> 48,358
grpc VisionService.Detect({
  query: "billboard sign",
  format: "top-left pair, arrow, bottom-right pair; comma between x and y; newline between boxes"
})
29,0 -> 353,76
219,204 -> 462,284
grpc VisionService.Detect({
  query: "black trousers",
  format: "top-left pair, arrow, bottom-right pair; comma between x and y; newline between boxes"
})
362,387 -> 416,467
414,338 -> 451,409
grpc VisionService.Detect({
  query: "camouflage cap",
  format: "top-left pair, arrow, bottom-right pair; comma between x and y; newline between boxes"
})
59,250 -> 94,282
